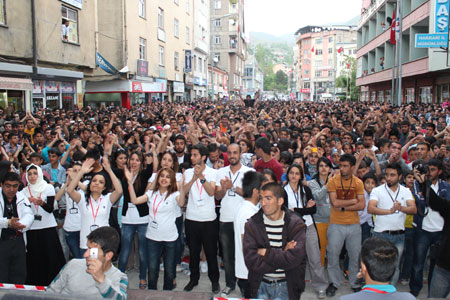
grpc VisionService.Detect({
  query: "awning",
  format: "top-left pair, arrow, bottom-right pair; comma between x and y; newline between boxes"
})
85,80 -> 167,93
0,77 -> 33,91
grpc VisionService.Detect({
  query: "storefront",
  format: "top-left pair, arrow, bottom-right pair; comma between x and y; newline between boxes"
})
0,76 -> 33,112
32,80 -> 77,111
85,79 -> 167,108
172,81 -> 185,102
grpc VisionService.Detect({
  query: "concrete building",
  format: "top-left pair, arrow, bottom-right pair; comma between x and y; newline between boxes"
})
243,53 -> 263,97
0,0 -> 91,112
210,0 -> 247,99
295,25 -> 357,101
356,0 -> 450,104
208,65 -> 228,97
85,0 -> 195,107
192,0 -> 210,99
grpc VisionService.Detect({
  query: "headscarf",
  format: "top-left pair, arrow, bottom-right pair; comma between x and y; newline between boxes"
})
23,164 -> 48,198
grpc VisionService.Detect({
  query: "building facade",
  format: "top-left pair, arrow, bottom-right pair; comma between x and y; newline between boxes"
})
243,53 -> 263,97
192,0 -> 210,99
210,0 -> 247,99
0,0 -> 91,112
295,25 -> 357,101
356,0 -> 450,104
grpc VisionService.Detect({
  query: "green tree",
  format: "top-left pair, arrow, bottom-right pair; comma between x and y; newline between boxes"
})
274,70 -> 288,92
335,56 -> 359,101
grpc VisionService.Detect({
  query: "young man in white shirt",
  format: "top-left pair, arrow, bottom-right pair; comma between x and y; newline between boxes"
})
368,162 -> 417,285
215,144 -> 254,296
233,171 -> 265,298
183,143 -> 220,294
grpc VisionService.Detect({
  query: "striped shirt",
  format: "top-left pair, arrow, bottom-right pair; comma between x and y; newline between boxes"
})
263,212 -> 285,280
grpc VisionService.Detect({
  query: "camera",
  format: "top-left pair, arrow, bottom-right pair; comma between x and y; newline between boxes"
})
414,163 -> 429,175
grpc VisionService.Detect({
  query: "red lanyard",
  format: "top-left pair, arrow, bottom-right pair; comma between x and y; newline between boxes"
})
361,287 -> 388,294
195,179 -> 203,197
152,193 -> 165,220
28,186 -> 42,213
89,196 -> 102,224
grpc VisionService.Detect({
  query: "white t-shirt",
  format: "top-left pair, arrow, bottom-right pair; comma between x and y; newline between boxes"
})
145,190 -> 180,242
284,184 -> 313,227
27,185 -> 57,230
422,182 -> 445,232
216,165 -> 254,222
78,190 -> 113,249
184,166 -> 217,222
63,191 -> 81,232
234,200 -> 259,279
370,183 -> 413,232
148,172 -> 183,217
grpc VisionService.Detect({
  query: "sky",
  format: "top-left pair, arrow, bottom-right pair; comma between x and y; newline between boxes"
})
245,0 -> 362,36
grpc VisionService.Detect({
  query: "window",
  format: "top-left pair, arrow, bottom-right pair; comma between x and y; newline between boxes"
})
315,60 -> 322,67
139,38 -> 146,60
328,48 -> 332,54
186,26 -> 190,44
304,50 -> 309,55
214,53 -> 220,62
186,0 -> 190,13
61,6 -> 78,44
174,18 -> 179,37
315,71 -> 322,77
215,19 -> 221,27
328,59 -> 332,66
0,0 -> 5,25
328,70 -> 333,77
138,0 -> 145,18
215,36 -> 221,44
353,49 -> 357,54
328,36 -> 333,43
385,90 -> 391,103
371,91 -> 376,102
305,70 -> 310,75
420,87 -> 432,103
159,46 -> 164,66
158,7 -> 164,29
174,51 -> 179,70
199,58 -> 203,73
406,88 -> 415,103
215,0 -> 221,9
378,91 -> 384,102
315,38 -> 322,44
316,49 -> 323,55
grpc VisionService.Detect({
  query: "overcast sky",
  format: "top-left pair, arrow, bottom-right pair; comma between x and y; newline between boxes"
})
245,0 -> 362,36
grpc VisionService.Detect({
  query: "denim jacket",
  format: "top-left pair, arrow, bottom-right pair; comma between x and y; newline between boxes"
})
412,179 -> 450,229
41,163 -> 66,185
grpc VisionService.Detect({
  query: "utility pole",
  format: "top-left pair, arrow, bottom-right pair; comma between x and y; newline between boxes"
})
396,0 -> 403,107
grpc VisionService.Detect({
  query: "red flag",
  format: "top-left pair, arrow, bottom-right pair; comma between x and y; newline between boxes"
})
337,46 -> 344,54
347,63 -> 350,69
311,46 -> 314,53
390,8 -> 396,45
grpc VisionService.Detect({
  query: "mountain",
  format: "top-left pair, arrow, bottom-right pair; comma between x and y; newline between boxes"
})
249,32 -> 295,45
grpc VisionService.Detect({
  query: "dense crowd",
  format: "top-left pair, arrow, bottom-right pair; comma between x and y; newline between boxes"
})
0,98 -> 450,300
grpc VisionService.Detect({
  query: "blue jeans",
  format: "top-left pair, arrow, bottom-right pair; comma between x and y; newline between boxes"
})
118,223 -> 148,280
175,216 -> 184,265
64,230 -> 82,259
409,228 -> 441,294
147,238 -> 176,290
399,227 -> 414,280
429,265 -> 450,298
361,222 -> 372,245
372,231 -> 404,285
257,281 -> 289,300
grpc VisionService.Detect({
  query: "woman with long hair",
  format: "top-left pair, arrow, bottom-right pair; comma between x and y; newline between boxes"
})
309,157 -> 333,267
284,163 -> 328,298
118,151 -> 153,289
126,168 -> 186,291
23,164 -> 66,286
66,157 -> 123,250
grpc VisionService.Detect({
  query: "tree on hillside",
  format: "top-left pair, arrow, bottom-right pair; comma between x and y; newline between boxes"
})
336,57 -> 359,100
274,70 -> 288,92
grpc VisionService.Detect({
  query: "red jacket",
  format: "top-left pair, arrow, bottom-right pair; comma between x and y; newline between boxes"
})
243,207 -> 307,300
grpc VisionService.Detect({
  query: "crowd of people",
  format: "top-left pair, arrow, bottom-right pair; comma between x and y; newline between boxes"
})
0,98 -> 449,300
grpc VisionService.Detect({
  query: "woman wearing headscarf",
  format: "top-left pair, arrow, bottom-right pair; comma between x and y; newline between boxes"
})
23,164 -> 66,286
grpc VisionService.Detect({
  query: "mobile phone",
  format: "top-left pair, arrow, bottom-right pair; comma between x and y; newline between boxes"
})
90,248 -> 98,259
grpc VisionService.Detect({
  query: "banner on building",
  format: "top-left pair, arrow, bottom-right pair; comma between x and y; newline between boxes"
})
185,50 -> 192,73
96,52 -> 119,75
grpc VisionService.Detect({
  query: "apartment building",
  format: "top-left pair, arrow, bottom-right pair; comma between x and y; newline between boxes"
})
210,0 -> 247,99
85,0 -> 195,107
243,53 -> 264,97
295,25 -> 357,101
0,0 -> 93,111
356,0 -> 450,104
192,0 -> 210,99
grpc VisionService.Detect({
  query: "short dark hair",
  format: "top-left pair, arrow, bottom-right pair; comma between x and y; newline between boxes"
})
2,172 -> 20,184
242,171 -> 264,199
362,172 -> 378,184
339,153 -> 356,166
361,237 -> 398,282
192,143 -> 209,162
85,148 -> 101,161
386,162 -> 403,176
86,226 -> 120,256
428,158 -> 443,170
260,182 -> 285,200
48,147 -> 62,157
174,134 -> 186,143
255,137 -> 271,155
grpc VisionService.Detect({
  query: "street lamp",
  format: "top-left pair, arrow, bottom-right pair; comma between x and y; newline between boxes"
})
210,12 -> 238,101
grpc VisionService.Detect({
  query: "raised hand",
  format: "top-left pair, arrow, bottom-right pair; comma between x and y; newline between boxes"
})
124,166 -> 133,183
81,158 -> 95,174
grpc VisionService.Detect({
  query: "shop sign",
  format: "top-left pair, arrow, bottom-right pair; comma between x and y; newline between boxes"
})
194,77 -> 201,85
132,81 -> 167,93
45,81 -> 60,93
436,0 -> 449,34
185,50 -> 192,73
202,79 -> 207,86
132,82 -> 143,93
60,81 -> 75,93
173,82 -> 185,93
46,94 -> 59,101
137,60 -> 148,77
300,88 -> 311,93
33,80 -> 44,94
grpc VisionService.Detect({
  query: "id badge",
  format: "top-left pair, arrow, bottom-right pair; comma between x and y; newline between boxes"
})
197,199 -> 206,207
90,224 -> 99,232
34,214 -> 42,221
228,190 -> 236,197
69,208 -> 79,214
150,221 -> 158,229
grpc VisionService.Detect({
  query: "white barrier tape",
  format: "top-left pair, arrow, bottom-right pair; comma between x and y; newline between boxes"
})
0,283 -> 46,291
